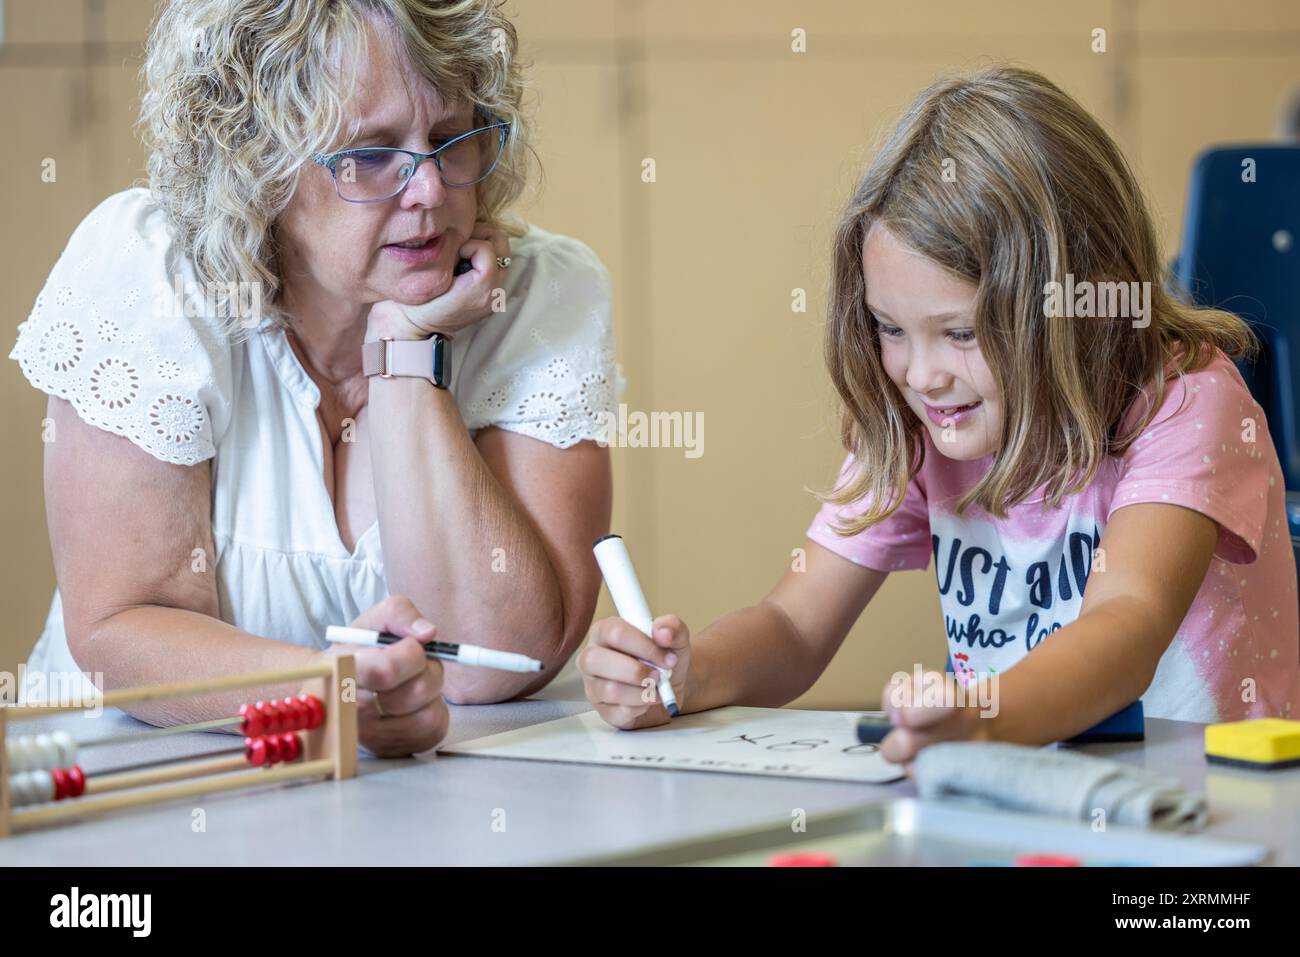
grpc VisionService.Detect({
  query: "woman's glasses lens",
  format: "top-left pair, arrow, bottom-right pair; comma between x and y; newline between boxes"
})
332,125 -> 505,202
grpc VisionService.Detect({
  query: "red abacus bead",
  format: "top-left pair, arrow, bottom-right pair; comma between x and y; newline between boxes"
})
67,765 -> 86,797
51,768 -> 70,801
275,699 -> 293,733
282,697 -> 307,732
272,700 -> 290,734
1015,853 -> 1081,868
281,733 -> 301,762
260,700 -> 280,734
301,695 -> 324,730
275,698 -> 295,732
245,736 -> 268,767
769,852 -> 837,867
239,703 -> 262,737
253,701 -> 273,735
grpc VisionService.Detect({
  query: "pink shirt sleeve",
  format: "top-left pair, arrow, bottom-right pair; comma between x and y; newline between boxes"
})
805,452 -> 932,572
1109,353 -> 1271,564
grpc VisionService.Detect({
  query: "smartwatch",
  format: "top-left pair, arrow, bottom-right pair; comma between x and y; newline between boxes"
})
362,334 -> 451,389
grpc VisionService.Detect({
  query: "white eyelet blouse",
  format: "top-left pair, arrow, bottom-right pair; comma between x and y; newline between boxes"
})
9,188 -> 623,702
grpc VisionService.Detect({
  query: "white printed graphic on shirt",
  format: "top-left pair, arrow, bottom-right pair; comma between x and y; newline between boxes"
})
930,507 -> 1103,681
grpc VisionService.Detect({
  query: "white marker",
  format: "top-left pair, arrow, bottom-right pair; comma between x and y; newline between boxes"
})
592,534 -> 680,718
325,626 -> 544,673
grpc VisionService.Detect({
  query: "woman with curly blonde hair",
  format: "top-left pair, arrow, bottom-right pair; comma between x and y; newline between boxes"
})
10,0 -> 621,757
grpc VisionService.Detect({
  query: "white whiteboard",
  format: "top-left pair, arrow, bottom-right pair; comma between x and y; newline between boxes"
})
440,707 -> 906,784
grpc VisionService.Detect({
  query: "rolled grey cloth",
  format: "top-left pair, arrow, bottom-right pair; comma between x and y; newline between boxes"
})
914,741 -> 1208,832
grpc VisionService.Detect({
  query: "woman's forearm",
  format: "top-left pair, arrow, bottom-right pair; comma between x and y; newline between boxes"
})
366,375 -> 566,700
687,600 -> 833,712
71,605 -> 322,730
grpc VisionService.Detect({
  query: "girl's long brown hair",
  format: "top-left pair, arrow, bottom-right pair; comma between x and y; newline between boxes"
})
822,66 -> 1255,533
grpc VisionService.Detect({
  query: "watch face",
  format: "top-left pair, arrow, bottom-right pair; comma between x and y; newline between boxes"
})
431,336 -> 450,388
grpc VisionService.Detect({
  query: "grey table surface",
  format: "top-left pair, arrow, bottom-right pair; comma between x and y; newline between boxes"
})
3,672 -> 1299,866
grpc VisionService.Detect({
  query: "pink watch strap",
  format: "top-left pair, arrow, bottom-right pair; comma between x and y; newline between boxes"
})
362,336 -> 442,382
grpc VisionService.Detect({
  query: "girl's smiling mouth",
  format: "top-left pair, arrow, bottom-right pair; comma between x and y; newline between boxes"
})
922,400 -> 982,426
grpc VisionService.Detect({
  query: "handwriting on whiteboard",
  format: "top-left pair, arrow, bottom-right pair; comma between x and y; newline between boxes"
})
610,732 -> 879,773
443,707 -> 907,783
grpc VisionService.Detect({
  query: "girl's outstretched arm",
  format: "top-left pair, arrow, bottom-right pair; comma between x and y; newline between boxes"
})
881,502 -> 1218,763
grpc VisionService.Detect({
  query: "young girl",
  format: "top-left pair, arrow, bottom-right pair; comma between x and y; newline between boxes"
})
577,66 -> 1300,765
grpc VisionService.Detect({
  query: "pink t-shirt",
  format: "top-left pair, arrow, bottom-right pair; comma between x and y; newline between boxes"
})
807,350 -> 1299,723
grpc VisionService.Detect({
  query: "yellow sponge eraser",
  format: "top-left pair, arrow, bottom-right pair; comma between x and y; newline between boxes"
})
1205,718 -> 1300,769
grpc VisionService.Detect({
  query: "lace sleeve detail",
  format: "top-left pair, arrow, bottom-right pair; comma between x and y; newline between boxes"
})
7,189 -> 234,466
457,227 -> 625,449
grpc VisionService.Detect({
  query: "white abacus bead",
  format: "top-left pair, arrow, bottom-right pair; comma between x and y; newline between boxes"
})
33,734 -> 59,770
8,771 -> 33,806
6,773 -> 26,807
8,770 -> 55,807
52,731 -> 77,768
33,769 -> 56,805
4,732 -> 78,786
10,735 -> 38,773
6,733 -> 63,772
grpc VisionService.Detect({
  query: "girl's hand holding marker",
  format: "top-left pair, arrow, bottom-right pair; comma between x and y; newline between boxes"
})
579,535 -> 691,730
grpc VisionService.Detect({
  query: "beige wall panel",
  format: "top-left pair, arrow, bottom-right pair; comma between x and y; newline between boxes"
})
98,0 -> 160,46
2,0 -> 86,45
1137,0 -> 1300,33
1131,56 -> 1300,255
638,0 -> 1122,40
98,61 -> 148,195
0,66 -> 97,674
505,0 -> 619,42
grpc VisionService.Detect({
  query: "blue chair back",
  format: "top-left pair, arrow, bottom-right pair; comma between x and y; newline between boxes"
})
1172,144 -> 1300,489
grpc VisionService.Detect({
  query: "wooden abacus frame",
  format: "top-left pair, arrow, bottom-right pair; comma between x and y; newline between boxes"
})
0,656 -> 358,837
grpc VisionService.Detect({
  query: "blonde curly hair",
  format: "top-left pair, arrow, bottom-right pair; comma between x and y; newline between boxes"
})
138,0 -> 532,336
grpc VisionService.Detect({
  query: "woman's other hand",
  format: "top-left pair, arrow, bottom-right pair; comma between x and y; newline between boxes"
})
323,594 -> 450,757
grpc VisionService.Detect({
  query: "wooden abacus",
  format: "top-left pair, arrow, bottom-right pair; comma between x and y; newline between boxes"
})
0,656 -> 358,836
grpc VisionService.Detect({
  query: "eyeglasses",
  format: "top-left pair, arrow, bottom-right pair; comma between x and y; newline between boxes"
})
312,115 -> 510,203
